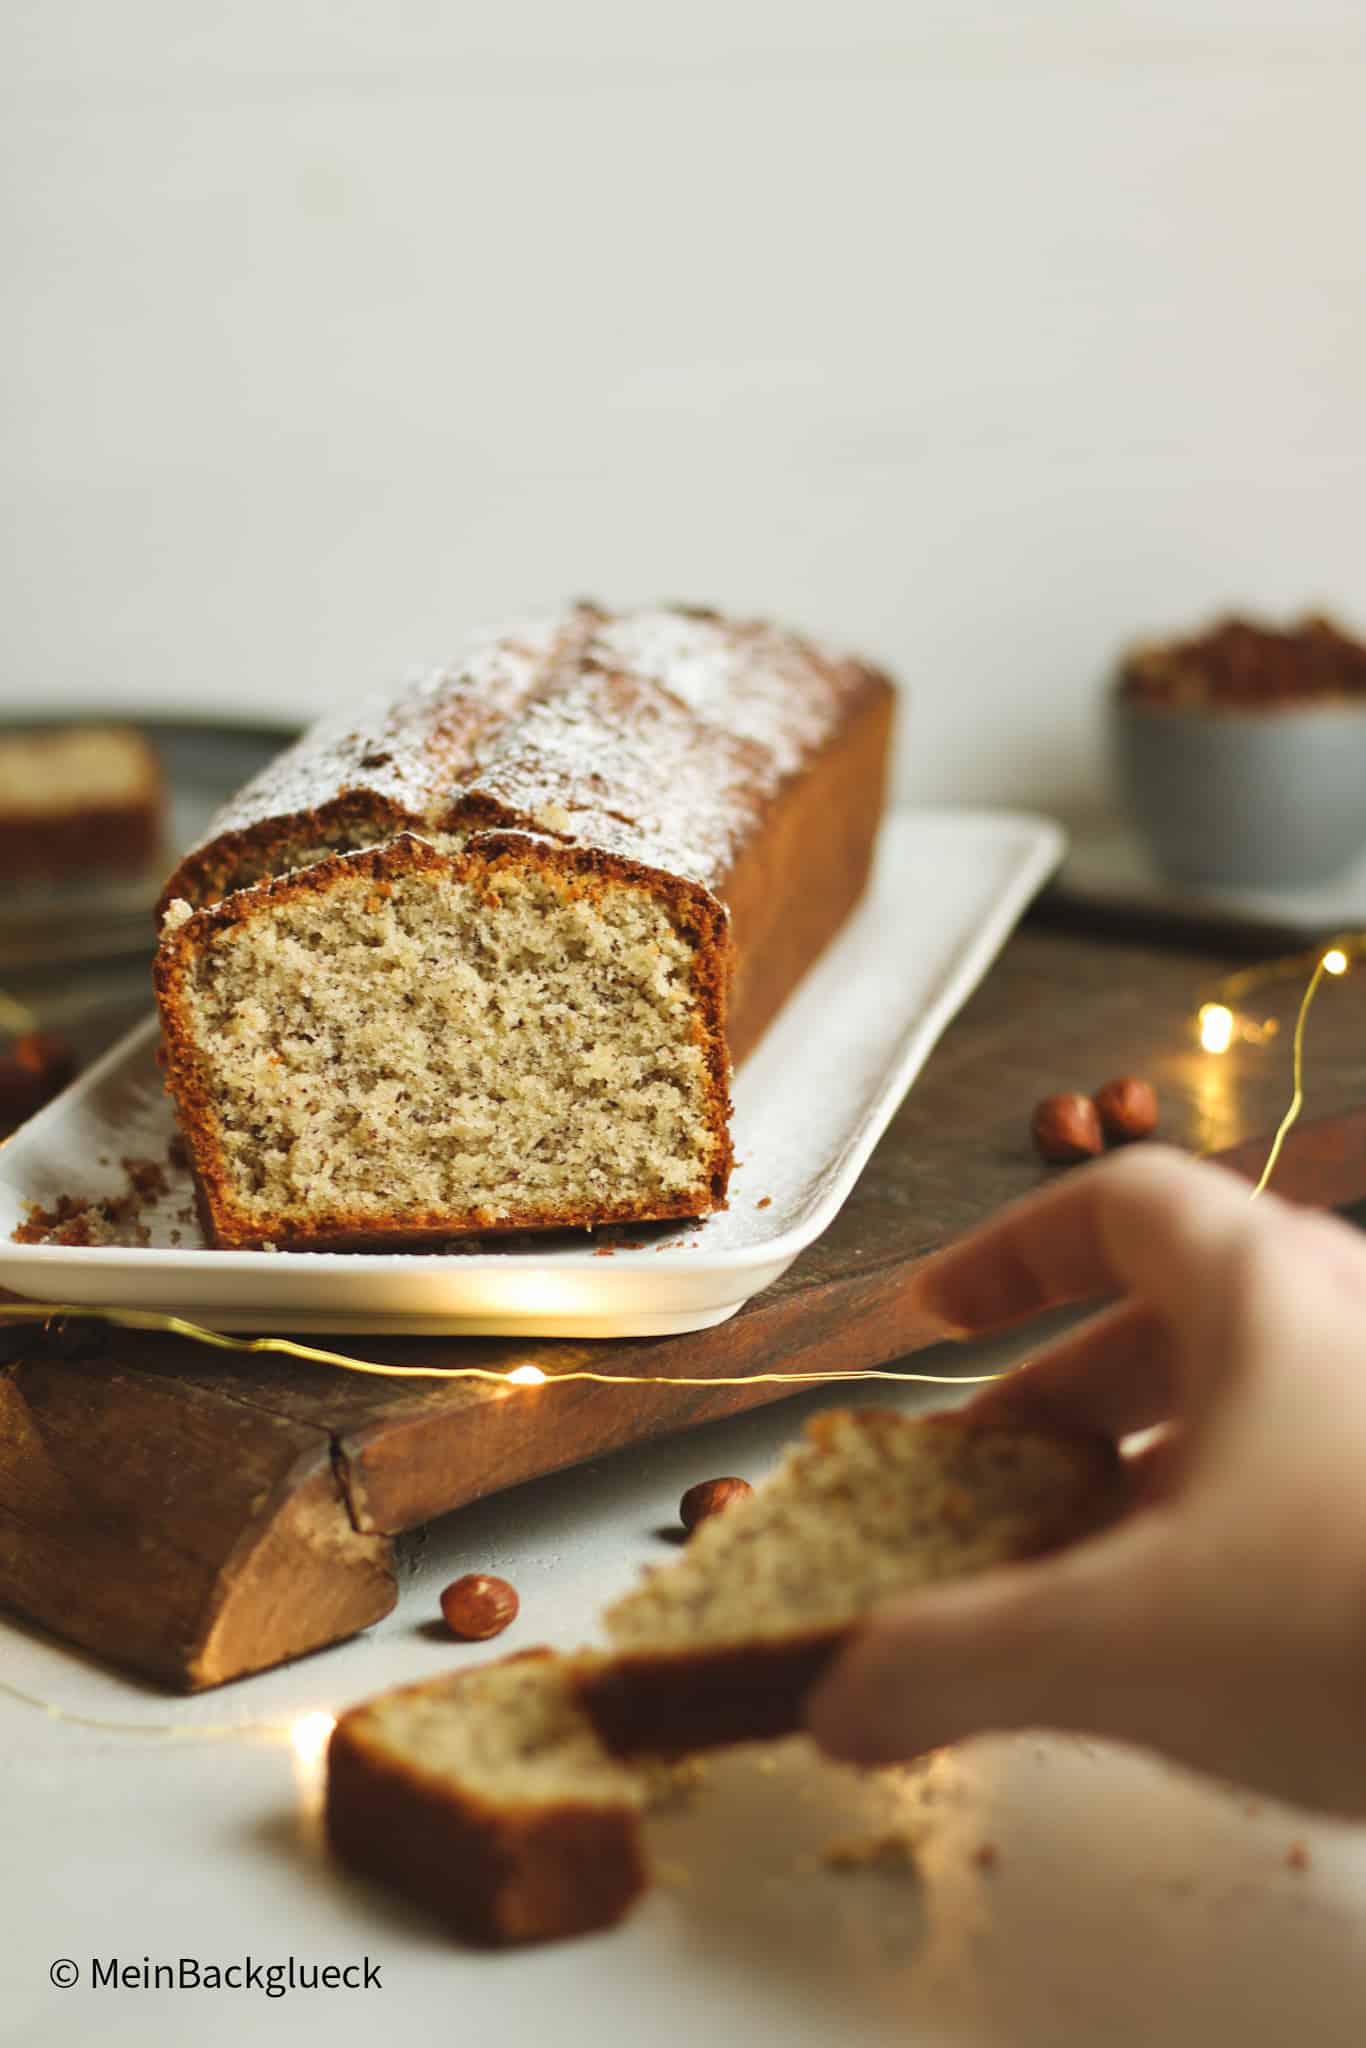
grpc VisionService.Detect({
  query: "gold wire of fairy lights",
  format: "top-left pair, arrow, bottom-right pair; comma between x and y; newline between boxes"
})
0,1677 -> 336,1753
1195,936 -> 1359,1198
0,1300 -> 1008,1390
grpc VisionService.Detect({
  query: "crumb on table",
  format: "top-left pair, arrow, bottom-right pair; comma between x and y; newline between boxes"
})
824,1831 -> 920,1873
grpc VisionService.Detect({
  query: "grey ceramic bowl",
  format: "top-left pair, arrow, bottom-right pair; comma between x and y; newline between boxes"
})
1111,695 -> 1366,890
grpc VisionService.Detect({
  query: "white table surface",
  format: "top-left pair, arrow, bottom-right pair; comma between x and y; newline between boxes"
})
5,1330 -> 1366,2048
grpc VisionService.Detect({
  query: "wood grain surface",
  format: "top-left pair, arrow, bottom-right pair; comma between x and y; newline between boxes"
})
3,925 -> 1364,1690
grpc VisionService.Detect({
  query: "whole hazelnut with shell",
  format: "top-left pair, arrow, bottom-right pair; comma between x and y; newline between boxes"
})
680,1476 -> 753,1535
1030,1093 -> 1104,1166
1093,1076 -> 1159,1144
440,1573 -> 519,1641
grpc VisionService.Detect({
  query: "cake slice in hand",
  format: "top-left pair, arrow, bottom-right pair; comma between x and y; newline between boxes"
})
576,1409 -> 1121,1754
325,1650 -> 649,1946
154,831 -> 732,1249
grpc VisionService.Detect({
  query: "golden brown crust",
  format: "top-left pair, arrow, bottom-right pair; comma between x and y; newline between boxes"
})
153,832 -> 733,1251
160,787 -> 408,919
325,1651 -> 649,1946
576,1633 -> 847,1755
575,1415 -> 1124,1756
722,669 -> 894,1061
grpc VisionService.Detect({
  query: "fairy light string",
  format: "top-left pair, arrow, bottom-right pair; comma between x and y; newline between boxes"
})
1245,945 -> 1349,1198
0,1674 -> 326,1746
0,1301 -> 1007,1390
1195,935 -> 1357,1198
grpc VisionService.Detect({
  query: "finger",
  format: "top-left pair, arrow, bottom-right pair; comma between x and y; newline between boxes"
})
964,1301 -> 1178,1442
1121,1425 -> 1187,1509
805,1521 -> 1174,1766
906,1146 -> 1270,1338
1277,1205 -> 1366,1310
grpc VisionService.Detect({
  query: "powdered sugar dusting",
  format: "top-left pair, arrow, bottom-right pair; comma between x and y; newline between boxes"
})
453,661 -> 771,886
589,610 -> 854,781
187,614 -> 570,853
175,605 -> 881,903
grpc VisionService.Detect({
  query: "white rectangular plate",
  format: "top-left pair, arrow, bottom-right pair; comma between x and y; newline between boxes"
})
0,808 -> 1062,1337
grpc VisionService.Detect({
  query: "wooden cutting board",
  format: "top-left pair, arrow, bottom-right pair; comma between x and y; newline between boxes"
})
3,925 -> 1364,1691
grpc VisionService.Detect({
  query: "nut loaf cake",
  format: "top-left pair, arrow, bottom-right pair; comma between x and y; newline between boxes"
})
326,1650 -> 649,1945
154,604 -> 895,1249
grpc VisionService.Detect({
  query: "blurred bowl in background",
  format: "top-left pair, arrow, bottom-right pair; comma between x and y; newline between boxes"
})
1109,615 -> 1366,891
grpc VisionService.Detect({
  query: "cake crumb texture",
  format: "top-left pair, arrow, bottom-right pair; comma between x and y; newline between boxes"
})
155,835 -> 731,1248
604,1409 -> 1115,1652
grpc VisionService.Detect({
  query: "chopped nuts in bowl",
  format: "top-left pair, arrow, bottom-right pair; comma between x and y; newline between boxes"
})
1111,613 -> 1366,890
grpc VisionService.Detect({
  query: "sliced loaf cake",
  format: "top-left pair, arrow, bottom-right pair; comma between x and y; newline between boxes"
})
153,602 -> 895,1246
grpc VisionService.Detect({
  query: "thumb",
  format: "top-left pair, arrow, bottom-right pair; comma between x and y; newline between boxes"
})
805,1525 -> 1172,1766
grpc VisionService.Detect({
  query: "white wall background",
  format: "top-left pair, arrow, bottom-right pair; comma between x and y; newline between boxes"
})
3,1 -> 1365,809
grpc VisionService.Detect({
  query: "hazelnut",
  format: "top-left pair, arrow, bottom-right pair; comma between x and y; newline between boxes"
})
14,1030 -> 78,1093
1030,1093 -> 1104,1165
0,1056 -> 47,1130
680,1476 -> 753,1535
439,1573 -> 519,1641
0,1030 -> 78,1130
1093,1076 -> 1159,1144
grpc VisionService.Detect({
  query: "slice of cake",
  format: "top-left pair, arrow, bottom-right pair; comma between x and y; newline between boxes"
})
324,1411 -> 1119,1946
325,1650 -> 649,1945
576,1409 -> 1121,1754
154,833 -> 731,1249
0,723 -> 162,883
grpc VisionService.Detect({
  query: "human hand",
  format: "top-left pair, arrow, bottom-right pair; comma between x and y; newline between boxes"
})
806,1146 -> 1366,1813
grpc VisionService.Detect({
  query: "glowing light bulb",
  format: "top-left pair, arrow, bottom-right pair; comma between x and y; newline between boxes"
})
507,1364 -> 547,1386
289,1710 -> 336,1767
1198,1003 -> 1235,1054
1323,948 -> 1348,976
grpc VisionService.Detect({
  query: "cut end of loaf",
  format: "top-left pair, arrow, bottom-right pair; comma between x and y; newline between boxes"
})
326,1650 -> 650,1945
154,833 -> 732,1248
334,1652 -> 645,1811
